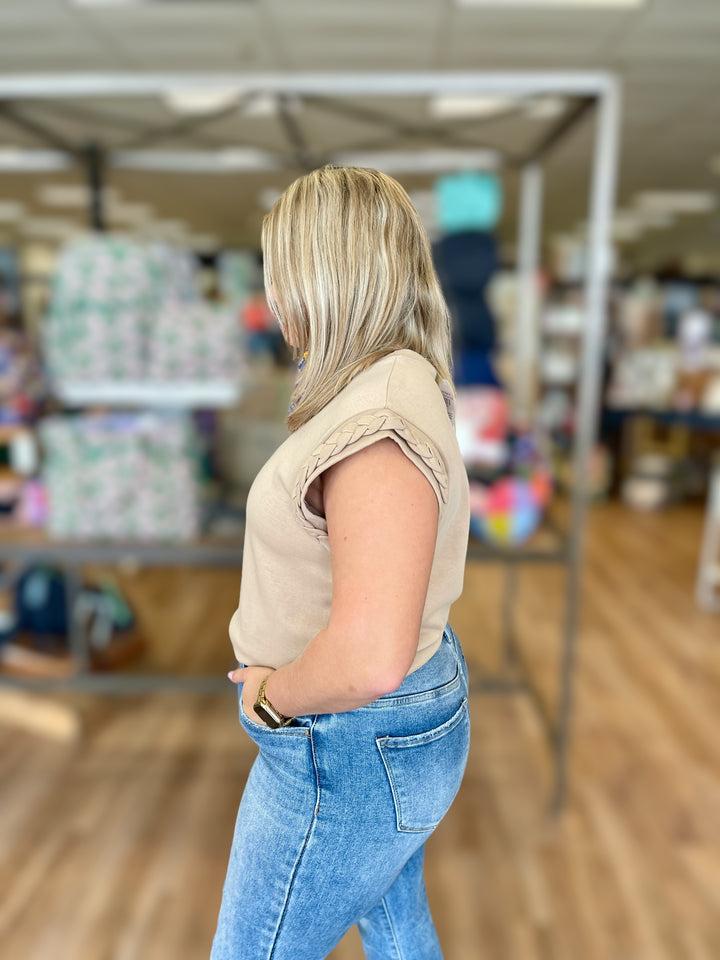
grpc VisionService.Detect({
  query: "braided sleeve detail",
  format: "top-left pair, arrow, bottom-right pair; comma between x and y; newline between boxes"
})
293,408 -> 448,540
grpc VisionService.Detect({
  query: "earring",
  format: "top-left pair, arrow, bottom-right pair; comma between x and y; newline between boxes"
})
288,350 -> 308,416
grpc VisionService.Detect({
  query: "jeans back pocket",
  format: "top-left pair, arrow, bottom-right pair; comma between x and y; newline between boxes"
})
376,698 -> 470,833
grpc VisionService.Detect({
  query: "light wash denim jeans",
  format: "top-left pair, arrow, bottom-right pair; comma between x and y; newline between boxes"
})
210,623 -> 470,960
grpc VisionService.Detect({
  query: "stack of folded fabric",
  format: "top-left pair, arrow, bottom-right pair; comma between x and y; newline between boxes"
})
147,300 -> 241,381
40,411 -> 202,540
148,240 -> 199,303
44,234 -> 163,382
44,234 -> 243,386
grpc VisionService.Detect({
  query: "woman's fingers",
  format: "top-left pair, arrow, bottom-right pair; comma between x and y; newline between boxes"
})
227,665 -> 274,685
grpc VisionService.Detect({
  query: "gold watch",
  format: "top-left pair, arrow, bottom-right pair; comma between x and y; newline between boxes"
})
253,675 -> 294,729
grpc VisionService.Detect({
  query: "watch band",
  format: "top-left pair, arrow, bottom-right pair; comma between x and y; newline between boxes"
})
253,674 -> 294,729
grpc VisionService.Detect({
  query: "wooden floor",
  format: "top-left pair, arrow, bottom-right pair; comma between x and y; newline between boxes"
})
1,502 -> 719,959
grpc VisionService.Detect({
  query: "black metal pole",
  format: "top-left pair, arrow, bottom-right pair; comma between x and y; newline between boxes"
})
86,142 -> 105,231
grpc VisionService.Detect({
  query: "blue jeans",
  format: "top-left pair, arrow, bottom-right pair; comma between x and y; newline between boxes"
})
210,623 -> 470,960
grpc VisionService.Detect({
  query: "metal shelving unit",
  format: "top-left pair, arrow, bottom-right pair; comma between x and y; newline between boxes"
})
0,71 -> 622,815
1,385 -> 247,695
54,380 -> 244,408
0,528 -> 245,695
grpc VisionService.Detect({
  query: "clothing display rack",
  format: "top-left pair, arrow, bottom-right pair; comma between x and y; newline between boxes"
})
0,72 -> 621,814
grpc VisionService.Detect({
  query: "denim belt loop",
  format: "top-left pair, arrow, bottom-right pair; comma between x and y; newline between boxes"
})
445,622 -> 459,657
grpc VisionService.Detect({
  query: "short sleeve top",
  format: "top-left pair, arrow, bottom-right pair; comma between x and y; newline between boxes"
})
228,348 -> 471,675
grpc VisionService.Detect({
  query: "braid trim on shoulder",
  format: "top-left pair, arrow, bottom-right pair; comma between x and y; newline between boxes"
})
293,408 -> 448,540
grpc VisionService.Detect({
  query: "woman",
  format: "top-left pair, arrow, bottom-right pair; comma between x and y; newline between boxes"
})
211,165 -> 471,960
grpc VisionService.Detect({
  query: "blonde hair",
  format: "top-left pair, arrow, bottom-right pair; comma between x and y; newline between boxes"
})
261,165 -> 454,433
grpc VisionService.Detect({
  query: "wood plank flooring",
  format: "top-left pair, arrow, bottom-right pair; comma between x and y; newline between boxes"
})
1,502 -> 718,959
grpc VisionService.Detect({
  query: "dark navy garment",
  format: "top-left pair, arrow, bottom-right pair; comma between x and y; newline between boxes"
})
433,230 -> 499,354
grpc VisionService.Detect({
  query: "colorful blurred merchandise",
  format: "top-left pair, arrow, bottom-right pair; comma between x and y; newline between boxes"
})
433,172 -> 503,387
241,289 -> 286,360
455,385 -> 553,546
435,171 -> 503,234
617,278 -> 662,349
16,478 -> 47,528
606,345 -> 678,409
242,290 -> 275,334
675,368 -> 714,413
39,412 -> 203,541
454,386 -> 508,468
0,327 -> 47,423
148,300 -> 241,381
455,387 -> 553,547
678,308 -> 713,370
467,431 -> 554,547
1,564 -> 145,673
219,250 -> 258,309
0,472 -> 23,517
701,374 -> 720,415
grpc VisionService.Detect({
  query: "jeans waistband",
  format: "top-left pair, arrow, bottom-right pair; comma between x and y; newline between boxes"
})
364,623 -> 464,708
235,623 -> 464,708
443,622 -> 460,657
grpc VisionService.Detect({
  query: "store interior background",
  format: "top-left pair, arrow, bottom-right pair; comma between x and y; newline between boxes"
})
1,1 -> 719,958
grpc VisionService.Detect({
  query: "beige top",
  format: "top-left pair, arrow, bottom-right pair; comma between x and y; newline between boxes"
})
228,347 -> 470,676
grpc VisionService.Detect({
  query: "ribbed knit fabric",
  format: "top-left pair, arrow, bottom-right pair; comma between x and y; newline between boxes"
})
228,348 -> 470,676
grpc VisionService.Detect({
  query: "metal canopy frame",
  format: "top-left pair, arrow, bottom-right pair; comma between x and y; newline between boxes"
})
0,72 -> 621,815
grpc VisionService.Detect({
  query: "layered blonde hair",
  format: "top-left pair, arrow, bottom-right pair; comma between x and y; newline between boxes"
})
261,164 -> 454,433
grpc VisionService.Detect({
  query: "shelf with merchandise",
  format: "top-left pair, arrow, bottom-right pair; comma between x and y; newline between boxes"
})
52,378 -> 244,409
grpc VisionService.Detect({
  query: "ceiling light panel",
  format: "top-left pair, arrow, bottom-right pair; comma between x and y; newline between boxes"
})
611,222 -> 643,242
111,149 -> 282,173
22,218 -> 83,240
164,88 -> 241,115
634,191 -> 717,214
639,211 -> 675,229
525,97 -> 567,120
613,211 -> 647,231
429,96 -> 517,119
107,202 -> 154,225
0,149 -> 72,171
242,94 -> 280,118
139,218 -> 189,244
38,184 -> 119,208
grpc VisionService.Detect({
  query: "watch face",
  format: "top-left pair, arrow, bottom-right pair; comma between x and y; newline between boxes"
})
254,701 -> 283,729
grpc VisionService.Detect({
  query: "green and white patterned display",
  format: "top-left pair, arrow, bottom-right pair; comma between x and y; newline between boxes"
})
40,412 -> 203,541
148,301 -> 241,381
44,234 -> 164,382
42,234 -> 240,385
